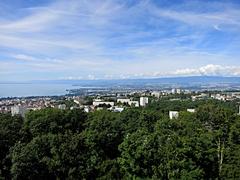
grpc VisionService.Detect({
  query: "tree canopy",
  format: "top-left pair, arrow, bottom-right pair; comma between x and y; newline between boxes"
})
0,99 -> 240,179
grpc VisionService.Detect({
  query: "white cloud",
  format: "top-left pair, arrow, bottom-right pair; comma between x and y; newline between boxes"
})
101,64 -> 240,79
61,76 -> 83,80
173,64 -> 240,76
87,74 -> 96,80
11,54 -> 38,61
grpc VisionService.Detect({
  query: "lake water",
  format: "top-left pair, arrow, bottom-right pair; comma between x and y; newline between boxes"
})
0,83 -> 75,98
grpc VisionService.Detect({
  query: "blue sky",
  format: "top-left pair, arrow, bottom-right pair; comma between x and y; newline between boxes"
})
1,0 -> 240,81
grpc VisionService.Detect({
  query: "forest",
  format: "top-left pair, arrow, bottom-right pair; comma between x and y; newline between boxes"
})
0,99 -> 240,179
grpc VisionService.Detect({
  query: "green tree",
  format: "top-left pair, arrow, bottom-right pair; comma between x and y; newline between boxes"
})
11,132 -> 99,180
24,108 -> 87,137
83,110 -> 122,179
196,104 -> 235,177
119,113 -> 216,179
0,114 -> 23,179
221,117 -> 240,178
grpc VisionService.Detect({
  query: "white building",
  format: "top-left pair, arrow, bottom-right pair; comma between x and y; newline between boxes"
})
93,101 -> 114,107
192,93 -> 209,101
187,109 -> 196,113
117,98 -> 139,107
211,94 -> 226,101
171,88 -> 176,94
117,99 -> 131,104
176,89 -> 181,94
11,105 -> 27,117
58,104 -> 67,110
169,111 -> 179,119
84,106 -> 90,113
140,97 -> 149,107
111,107 -> 124,112
151,91 -> 161,98
73,99 -> 81,105
129,101 -> 139,107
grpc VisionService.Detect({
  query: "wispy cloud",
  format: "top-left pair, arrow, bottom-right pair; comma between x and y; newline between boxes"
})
150,7 -> 240,29
0,0 -> 240,80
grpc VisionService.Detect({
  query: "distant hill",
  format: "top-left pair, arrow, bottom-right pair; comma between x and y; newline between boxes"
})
31,76 -> 240,88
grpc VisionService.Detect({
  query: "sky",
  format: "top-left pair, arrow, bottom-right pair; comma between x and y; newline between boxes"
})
1,0 -> 240,81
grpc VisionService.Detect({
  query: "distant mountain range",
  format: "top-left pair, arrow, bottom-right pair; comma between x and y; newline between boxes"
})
33,76 -> 240,88
2,76 -> 240,88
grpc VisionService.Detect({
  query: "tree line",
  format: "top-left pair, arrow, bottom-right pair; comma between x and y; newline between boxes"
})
0,100 -> 240,179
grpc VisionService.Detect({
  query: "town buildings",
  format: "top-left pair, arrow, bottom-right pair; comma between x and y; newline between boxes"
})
11,105 -> 27,117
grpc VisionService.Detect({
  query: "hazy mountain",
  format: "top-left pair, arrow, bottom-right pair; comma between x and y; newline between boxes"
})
30,76 -> 240,87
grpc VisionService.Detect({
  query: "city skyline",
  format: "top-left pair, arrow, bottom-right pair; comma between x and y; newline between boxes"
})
1,0 -> 240,81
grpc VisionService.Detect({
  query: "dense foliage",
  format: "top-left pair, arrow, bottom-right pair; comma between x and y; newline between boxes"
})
1,100 -> 240,179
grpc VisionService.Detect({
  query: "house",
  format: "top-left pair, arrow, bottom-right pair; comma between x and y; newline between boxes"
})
187,109 -> 195,113
169,111 -> 179,119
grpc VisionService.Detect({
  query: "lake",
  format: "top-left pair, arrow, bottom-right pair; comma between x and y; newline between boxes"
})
0,83 -> 75,98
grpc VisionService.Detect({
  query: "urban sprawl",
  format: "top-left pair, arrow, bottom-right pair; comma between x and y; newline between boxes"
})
1,88 -> 240,118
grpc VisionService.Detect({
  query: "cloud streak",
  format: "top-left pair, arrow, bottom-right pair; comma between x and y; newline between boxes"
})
0,0 -> 240,80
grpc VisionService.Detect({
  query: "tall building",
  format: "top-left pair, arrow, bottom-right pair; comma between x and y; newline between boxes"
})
171,88 -> 176,94
11,105 -> 27,117
176,89 -> 181,94
140,97 -> 148,107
